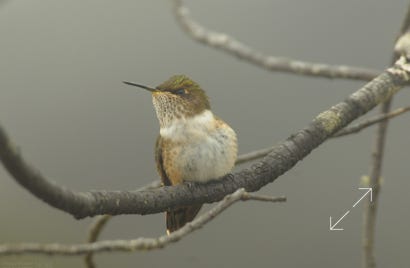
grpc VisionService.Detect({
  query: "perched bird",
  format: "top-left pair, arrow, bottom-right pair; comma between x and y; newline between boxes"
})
123,75 -> 237,233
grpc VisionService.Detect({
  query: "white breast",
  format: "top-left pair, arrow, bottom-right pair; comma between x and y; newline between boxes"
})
160,110 -> 215,140
160,110 -> 237,182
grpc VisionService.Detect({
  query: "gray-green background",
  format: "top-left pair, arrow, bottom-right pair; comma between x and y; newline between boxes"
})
0,1 -> 409,267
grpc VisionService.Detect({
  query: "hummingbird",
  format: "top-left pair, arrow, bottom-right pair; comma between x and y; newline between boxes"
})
123,75 -> 238,233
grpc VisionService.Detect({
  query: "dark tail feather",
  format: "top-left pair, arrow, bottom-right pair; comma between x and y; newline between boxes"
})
166,205 -> 202,233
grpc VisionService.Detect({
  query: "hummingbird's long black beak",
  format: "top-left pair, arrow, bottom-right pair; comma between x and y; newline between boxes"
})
122,81 -> 158,92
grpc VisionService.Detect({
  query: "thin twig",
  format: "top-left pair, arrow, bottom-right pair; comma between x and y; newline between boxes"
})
0,189 -> 286,256
84,215 -> 111,268
361,94 -> 392,268
235,146 -> 275,165
86,216 -> 112,245
173,0 -> 380,81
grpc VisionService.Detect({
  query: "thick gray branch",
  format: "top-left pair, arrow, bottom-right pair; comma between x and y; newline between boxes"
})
0,58 -> 409,219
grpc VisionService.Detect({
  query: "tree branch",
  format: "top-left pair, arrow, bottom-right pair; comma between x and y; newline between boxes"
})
82,147 -> 282,267
172,0 -> 380,81
84,180 -> 162,268
332,106 -> 410,137
0,189 -> 285,256
236,105 -> 410,163
0,57 -> 409,219
362,4 -> 410,268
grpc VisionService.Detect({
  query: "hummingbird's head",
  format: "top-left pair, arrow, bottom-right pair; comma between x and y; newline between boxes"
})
124,75 -> 210,128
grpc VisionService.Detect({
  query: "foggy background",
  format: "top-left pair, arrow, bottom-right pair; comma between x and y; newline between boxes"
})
0,0 -> 409,267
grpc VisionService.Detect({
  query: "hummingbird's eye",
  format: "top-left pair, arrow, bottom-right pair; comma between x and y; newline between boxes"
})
175,88 -> 186,95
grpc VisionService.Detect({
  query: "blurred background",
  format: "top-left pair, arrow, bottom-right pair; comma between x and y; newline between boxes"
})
0,0 -> 409,267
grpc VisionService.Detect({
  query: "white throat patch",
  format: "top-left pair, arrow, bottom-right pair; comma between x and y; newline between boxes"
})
160,109 -> 214,140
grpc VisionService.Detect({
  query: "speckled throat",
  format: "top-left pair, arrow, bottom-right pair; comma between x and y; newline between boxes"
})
152,91 -> 205,129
